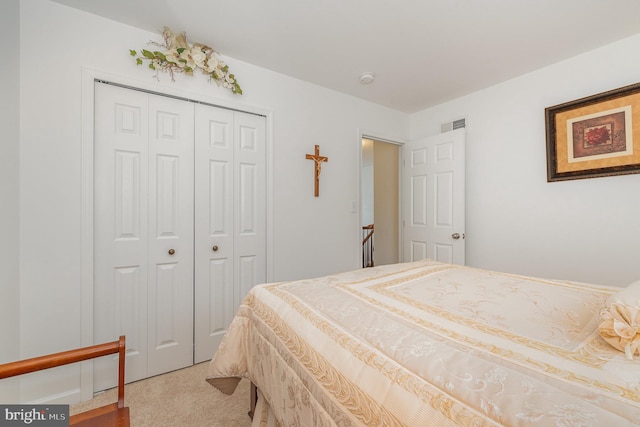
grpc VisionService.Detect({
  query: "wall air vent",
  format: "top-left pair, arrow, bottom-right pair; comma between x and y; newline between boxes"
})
440,117 -> 467,133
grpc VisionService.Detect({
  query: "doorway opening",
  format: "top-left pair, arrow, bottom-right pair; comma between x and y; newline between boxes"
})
361,138 -> 401,267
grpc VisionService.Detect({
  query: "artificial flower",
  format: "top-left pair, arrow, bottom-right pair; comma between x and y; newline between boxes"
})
130,27 -> 242,94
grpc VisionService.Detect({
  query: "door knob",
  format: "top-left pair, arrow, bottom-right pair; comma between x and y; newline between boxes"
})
168,249 -> 175,255
212,245 -> 219,252
451,233 -> 461,240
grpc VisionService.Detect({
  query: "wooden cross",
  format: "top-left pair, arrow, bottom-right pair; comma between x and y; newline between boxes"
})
305,145 -> 328,197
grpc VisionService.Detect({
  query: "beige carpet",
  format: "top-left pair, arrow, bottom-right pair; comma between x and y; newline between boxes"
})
70,362 -> 252,427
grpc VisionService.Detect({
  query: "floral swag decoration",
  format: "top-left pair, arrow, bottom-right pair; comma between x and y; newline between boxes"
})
130,27 -> 242,94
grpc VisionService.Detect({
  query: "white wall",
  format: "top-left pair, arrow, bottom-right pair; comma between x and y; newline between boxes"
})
13,0 -> 408,402
410,33 -> 640,287
0,0 -> 21,402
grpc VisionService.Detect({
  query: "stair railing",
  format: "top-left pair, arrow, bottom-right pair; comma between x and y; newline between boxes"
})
362,224 -> 374,268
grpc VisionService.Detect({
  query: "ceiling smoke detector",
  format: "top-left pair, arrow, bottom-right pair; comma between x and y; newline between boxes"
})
359,72 -> 375,85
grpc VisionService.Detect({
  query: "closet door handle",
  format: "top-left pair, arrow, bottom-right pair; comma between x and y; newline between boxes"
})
212,245 -> 219,252
168,249 -> 175,255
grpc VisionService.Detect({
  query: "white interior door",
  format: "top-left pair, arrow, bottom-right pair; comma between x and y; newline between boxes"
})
194,105 -> 234,363
233,112 -> 266,307
146,94 -> 195,377
193,105 -> 266,363
94,83 -> 194,388
402,128 -> 465,264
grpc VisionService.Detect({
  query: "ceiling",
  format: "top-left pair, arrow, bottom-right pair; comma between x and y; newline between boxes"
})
51,0 -> 640,113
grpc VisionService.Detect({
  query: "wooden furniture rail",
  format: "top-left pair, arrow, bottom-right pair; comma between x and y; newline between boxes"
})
0,336 -> 130,427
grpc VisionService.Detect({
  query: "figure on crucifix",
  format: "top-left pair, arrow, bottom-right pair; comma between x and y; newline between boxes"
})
305,145 -> 328,197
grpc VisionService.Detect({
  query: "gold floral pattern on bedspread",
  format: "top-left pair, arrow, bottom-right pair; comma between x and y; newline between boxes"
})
207,260 -> 640,426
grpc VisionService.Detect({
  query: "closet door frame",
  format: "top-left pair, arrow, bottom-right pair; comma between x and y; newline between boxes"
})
80,68 -> 274,401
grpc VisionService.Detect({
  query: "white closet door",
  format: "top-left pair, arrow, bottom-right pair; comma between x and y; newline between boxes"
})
193,105 -> 266,363
94,83 -> 195,388
233,112 -> 266,307
146,93 -> 195,376
94,84 -> 149,389
194,104 -> 235,363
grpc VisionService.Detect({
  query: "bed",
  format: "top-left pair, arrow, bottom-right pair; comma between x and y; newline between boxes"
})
206,259 -> 640,426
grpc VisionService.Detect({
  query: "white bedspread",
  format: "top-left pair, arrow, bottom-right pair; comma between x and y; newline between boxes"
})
207,260 -> 640,426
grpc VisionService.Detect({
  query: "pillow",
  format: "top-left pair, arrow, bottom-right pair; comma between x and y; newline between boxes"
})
599,280 -> 640,360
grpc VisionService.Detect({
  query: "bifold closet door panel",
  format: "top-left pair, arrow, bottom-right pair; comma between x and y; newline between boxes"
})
193,105 -> 267,363
94,83 -> 194,389
233,111 -> 267,309
194,104 -> 235,363
145,93 -> 195,377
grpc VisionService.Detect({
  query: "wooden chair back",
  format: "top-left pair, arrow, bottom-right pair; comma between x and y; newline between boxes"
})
0,336 -> 129,426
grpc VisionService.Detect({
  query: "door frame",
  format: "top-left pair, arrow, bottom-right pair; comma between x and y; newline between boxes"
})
80,67 -> 274,400
356,129 -> 406,268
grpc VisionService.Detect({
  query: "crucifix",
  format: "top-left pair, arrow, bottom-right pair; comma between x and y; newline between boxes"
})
305,145 -> 328,197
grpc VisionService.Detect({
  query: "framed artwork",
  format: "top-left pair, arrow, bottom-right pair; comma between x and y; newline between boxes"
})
545,82 -> 640,182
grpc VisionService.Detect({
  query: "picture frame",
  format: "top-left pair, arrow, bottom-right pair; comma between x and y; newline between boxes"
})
545,82 -> 640,182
